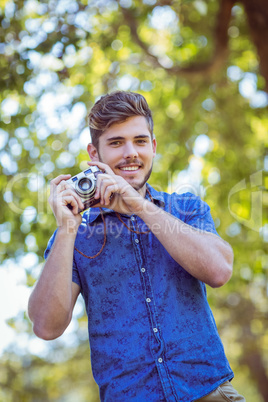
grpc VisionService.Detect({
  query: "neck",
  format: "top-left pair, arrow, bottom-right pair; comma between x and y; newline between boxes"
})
137,184 -> 147,198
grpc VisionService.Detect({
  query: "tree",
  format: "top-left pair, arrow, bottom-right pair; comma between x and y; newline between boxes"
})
0,0 -> 267,400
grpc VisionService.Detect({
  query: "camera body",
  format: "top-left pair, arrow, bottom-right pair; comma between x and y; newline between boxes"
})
66,166 -> 102,212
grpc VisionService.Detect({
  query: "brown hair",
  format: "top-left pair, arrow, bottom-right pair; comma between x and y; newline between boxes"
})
88,91 -> 154,148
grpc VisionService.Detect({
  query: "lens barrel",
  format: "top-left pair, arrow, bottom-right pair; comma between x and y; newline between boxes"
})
76,177 -> 94,195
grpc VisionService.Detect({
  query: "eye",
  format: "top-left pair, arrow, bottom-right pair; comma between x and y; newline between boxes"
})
136,139 -> 147,144
109,141 -> 122,146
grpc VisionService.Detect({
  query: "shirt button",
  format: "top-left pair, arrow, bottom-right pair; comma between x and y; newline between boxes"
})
153,328 -> 158,333
131,216 -> 135,221
135,239 -> 139,244
158,357 -> 163,363
141,268 -> 146,273
146,298 -> 151,303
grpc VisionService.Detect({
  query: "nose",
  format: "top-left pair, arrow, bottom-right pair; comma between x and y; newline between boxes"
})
123,141 -> 138,159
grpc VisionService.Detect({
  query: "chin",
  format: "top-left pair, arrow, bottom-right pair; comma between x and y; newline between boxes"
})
129,178 -> 148,192
125,180 -> 141,190
119,165 -> 153,192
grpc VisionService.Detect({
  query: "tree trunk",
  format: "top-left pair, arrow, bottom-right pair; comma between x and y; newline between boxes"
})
241,0 -> 268,91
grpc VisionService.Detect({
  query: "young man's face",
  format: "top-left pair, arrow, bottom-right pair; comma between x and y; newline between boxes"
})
87,116 -> 157,193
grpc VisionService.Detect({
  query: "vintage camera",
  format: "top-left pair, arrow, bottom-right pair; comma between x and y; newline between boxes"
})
66,166 -> 102,212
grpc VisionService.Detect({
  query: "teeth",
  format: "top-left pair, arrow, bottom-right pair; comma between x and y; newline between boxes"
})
120,166 -> 139,171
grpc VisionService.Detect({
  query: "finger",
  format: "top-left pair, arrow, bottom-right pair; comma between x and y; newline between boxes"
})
102,184 -> 118,205
50,176 -> 72,198
94,174 -> 107,199
62,195 -> 81,215
50,174 -> 71,187
55,180 -> 74,194
87,160 -> 114,175
99,181 -> 118,205
96,175 -> 117,202
61,189 -> 84,211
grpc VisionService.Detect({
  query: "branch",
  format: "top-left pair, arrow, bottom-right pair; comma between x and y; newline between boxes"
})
120,0 -> 235,77
241,0 -> 268,92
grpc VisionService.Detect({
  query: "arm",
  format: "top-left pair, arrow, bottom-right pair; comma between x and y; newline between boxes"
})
137,200 -> 233,288
28,175 -> 84,340
87,161 -> 233,288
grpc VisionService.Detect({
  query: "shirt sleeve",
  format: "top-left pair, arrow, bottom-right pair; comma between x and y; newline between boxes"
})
44,229 -> 58,259
44,229 -> 82,287
172,192 -> 218,235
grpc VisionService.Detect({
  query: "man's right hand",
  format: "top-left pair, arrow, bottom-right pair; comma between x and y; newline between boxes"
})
48,174 -> 84,231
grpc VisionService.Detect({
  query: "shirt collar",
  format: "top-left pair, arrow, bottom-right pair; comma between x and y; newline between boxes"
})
84,183 -> 165,224
146,183 -> 165,207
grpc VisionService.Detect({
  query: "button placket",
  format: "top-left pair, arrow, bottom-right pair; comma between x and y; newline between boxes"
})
120,205 -> 178,401
132,222 -> 167,379
130,215 -> 140,246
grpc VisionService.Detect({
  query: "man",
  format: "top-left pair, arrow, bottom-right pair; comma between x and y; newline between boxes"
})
28,91 -> 245,401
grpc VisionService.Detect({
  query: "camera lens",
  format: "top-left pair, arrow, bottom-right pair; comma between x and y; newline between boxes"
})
77,177 -> 93,194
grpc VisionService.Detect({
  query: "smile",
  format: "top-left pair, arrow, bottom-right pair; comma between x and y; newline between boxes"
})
119,166 -> 140,171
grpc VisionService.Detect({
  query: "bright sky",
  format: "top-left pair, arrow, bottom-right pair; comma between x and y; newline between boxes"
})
0,257 -> 85,357
0,260 -> 31,354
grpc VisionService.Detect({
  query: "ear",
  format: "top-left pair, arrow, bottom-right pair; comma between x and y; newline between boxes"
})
152,137 -> 157,158
87,143 -> 99,161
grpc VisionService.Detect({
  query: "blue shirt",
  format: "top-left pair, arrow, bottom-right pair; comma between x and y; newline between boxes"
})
45,184 -> 233,401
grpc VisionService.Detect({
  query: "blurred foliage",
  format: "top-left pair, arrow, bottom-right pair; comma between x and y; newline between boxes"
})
0,0 -> 268,401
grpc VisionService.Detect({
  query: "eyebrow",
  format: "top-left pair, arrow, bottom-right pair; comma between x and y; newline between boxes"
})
106,134 -> 151,142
